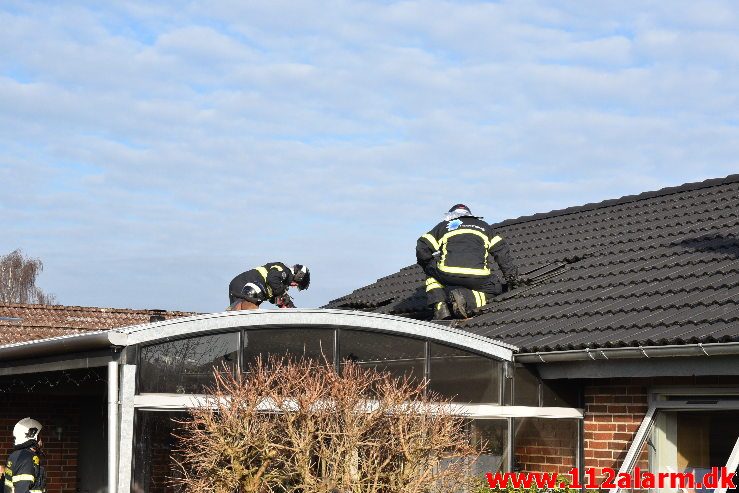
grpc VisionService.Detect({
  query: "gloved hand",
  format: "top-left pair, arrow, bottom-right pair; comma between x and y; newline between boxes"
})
504,274 -> 519,289
275,293 -> 296,308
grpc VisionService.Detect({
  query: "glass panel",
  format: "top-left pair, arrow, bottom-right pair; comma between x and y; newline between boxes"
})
470,419 -> 509,475
652,410 -> 739,493
428,342 -> 501,404
513,365 -> 540,406
542,380 -> 581,408
132,410 -> 188,493
139,332 -> 239,394
242,328 -> 335,369
339,329 -> 425,382
514,418 -> 578,475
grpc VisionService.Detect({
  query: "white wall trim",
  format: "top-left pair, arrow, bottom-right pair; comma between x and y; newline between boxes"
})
133,394 -> 581,419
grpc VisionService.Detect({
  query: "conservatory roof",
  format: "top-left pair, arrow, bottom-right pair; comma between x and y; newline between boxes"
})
0,309 -> 516,363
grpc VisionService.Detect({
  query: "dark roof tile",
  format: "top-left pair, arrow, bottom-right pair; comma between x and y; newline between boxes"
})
325,174 -> 739,352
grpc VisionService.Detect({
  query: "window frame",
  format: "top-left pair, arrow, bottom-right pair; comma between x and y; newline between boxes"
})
611,387 -> 739,493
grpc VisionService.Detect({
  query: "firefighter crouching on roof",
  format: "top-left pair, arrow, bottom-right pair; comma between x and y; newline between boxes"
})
4,418 -> 46,493
228,262 -> 310,310
416,204 -> 518,320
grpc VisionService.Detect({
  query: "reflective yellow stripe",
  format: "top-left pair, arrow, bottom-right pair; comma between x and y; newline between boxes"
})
440,228 -> 490,247
489,235 -> 503,248
255,266 -> 273,297
5,479 -> 12,487
425,277 -> 443,290
438,264 -> 491,276
271,264 -> 284,272
13,474 -> 35,482
421,233 -> 440,251
439,229 -> 491,274
472,290 -> 486,307
30,490 -> 43,493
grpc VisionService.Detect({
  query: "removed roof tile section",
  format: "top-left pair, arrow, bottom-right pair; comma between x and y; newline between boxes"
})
0,303 -> 198,345
324,174 -> 739,352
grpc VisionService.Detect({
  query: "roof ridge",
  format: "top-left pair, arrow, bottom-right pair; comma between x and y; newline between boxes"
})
0,302 -> 197,316
492,173 -> 739,228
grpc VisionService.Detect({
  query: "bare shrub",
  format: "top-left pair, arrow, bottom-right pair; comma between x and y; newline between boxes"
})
173,357 -> 479,493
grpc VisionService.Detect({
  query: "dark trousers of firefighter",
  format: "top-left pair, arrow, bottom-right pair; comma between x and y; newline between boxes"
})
423,264 -> 503,309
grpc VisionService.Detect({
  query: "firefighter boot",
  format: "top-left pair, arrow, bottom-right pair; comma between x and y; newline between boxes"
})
433,301 -> 452,320
450,289 -> 469,319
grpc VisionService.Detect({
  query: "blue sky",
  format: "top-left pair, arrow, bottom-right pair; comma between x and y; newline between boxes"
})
1,1 -> 738,312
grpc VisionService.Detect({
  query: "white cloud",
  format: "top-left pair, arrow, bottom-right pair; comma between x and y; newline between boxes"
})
1,0 -> 738,311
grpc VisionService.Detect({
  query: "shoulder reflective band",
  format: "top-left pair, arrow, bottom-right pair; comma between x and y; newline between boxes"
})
13,474 -> 35,482
440,228 -> 490,246
271,264 -> 284,272
489,235 -> 503,248
254,267 -> 273,298
421,233 -> 440,251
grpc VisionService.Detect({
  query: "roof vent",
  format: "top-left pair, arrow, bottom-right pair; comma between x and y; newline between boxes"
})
149,310 -> 166,323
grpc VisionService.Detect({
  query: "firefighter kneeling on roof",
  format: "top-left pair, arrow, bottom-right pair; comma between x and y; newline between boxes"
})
228,262 -> 310,310
4,418 -> 46,493
417,204 -> 518,320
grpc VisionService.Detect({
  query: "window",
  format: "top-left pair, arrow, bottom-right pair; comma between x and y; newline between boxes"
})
339,330 -> 425,382
139,332 -> 239,394
615,391 -> 739,493
513,365 -> 540,406
242,328 -> 335,369
132,410 -> 189,493
428,342 -> 501,404
470,419 -> 509,475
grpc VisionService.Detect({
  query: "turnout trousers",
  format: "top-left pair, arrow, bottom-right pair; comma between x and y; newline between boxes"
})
423,264 -> 503,312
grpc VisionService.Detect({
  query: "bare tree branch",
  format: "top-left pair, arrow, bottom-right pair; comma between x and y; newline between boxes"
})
0,249 -> 56,304
173,357 -> 481,493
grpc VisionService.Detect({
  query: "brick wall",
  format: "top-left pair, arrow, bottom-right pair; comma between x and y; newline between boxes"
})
517,375 -> 739,485
515,417 -> 578,475
583,376 -> 739,485
583,380 -> 649,483
0,394 -> 80,493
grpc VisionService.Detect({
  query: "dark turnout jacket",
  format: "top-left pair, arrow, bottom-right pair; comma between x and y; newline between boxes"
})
4,441 -> 45,493
416,216 -> 517,278
229,262 -> 294,304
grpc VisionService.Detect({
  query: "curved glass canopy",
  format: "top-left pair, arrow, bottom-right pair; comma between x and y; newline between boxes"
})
138,326 -> 504,404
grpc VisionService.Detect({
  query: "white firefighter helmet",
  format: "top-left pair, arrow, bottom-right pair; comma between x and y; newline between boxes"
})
13,417 -> 42,445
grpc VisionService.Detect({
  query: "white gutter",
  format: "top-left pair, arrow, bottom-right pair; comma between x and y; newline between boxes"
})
515,341 -> 739,363
107,361 -> 119,493
0,331 -> 128,361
